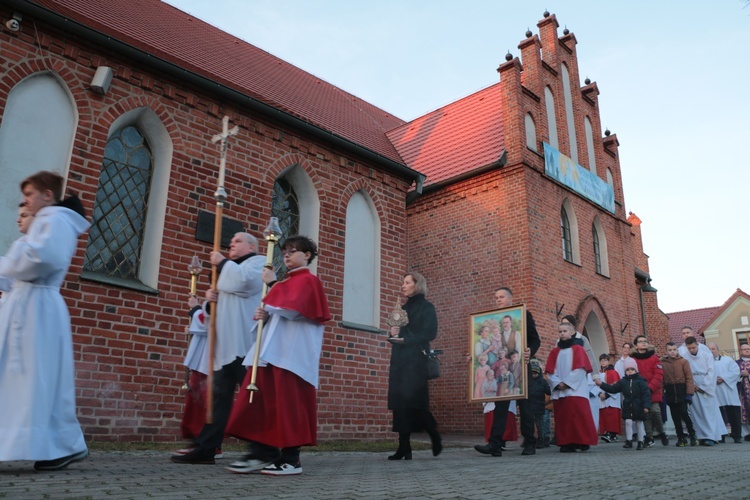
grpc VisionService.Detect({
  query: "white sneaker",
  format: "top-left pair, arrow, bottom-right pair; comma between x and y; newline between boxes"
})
225,458 -> 274,474
260,461 -> 302,476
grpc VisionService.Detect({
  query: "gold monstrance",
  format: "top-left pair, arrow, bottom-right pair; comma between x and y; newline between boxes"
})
386,299 -> 409,329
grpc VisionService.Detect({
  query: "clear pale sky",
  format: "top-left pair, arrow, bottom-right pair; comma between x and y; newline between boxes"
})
166,0 -> 750,313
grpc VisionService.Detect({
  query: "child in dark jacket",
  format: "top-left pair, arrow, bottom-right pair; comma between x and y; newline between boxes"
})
595,358 -> 650,450
662,342 -> 696,446
528,359 -> 551,448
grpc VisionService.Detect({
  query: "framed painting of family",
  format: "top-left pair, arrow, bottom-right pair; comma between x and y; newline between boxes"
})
469,305 -> 527,402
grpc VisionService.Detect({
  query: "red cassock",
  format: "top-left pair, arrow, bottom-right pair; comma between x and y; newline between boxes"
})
547,344 -> 598,447
225,268 -> 330,448
553,397 -> 599,446
483,411 -> 518,442
180,371 -> 208,439
599,369 -> 622,435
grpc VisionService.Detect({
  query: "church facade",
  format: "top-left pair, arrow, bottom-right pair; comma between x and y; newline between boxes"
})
0,0 -> 667,441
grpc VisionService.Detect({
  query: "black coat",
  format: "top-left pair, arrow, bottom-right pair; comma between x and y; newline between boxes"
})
599,373 -> 651,421
528,373 -> 551,416
387,294 -> 437,412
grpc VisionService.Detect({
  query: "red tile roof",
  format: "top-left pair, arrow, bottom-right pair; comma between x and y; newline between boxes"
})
667,289 -> 750,344
667,307 -> 720,344
30,0 -> 406,163
387,84 -> 506,187
698,288 -> 750,333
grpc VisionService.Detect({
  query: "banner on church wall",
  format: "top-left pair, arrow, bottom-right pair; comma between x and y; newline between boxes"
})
543,143 -> 615,213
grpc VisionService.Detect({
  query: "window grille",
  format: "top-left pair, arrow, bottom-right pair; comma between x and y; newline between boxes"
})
83,126 -> 152,280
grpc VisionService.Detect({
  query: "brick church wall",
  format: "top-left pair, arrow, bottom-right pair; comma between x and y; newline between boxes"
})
0,6 -> 410,442
406,13 -> 665,434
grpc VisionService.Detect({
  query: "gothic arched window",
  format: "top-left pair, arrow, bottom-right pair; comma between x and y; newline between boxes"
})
84,126 -> 153,279
271,177 -> 300,275
561,206 -> 573,262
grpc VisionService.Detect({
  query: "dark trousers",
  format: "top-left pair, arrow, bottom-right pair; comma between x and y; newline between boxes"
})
720,405 -> 742,439
193,357 -> 247,452
490,398 -> 535,447
667,402 -> 695,439
533,414 -> 546,441
251,441 -> 299,463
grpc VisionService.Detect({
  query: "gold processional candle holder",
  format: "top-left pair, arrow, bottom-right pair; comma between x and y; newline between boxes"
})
188,255 -> 203,296
183,255 -> 203,390
246,217 -> 283,399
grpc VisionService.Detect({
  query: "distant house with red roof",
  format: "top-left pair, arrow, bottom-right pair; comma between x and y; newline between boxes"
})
667,289 -> 750,358
0,1 -> 667,441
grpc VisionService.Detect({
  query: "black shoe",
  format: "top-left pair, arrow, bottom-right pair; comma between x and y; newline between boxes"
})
600,434 -> 612,443
623,440 -> 632,449
577,445 -> 590,451
170,448 -> 215,465
644,437 -> 655,448
559,444 -> 576,453
474,443 -> 502,457
387,448 -> 412,460
34,449 -> 89,471
734,437 -> 743,444
636,441 -> 644,451
690,436 -> 698,447
660,433 -> 669,446
430,433 -> 443,457
521,445 -> 536,455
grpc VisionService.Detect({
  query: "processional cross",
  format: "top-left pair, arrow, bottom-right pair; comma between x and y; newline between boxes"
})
205,116 -> 239,422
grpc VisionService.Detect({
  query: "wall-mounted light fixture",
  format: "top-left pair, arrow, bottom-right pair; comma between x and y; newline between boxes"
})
90,66 -> 113,95
5,12 -> 22,32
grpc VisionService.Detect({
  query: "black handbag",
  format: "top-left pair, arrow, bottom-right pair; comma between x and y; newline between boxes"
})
423,349 -> 443,380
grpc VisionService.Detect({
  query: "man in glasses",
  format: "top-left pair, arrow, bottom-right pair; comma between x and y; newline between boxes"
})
630,335 -> 666,447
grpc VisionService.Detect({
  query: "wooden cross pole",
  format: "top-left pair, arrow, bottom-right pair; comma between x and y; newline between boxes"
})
205,116 -> 239,423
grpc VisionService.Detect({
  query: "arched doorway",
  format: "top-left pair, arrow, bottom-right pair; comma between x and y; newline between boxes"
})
582,311 -> 609,359
575,295 -> 615,360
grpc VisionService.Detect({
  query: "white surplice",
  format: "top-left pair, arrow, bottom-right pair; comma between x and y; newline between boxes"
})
548,348 -> 589,400
684,347 -> 726,441
183,307 -> 209,375
212,254 -> 266,369
0,206 -> 89,461
714,355 -> 741,407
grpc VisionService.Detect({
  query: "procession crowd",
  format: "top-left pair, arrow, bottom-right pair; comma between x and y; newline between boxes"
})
2,171 -> 749,479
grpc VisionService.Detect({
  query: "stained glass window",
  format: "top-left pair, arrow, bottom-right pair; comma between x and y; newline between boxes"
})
271,177 -> 299,276
83,126 -> 152,280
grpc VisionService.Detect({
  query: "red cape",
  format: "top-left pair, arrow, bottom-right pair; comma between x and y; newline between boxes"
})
545,344 -> 593,374
263,267 -> 331,323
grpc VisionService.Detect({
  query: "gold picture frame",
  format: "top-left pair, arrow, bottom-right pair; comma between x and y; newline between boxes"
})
469,305 -> 527,402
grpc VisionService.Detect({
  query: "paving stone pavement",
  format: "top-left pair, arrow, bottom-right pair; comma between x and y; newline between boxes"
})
0,436 -> 745,499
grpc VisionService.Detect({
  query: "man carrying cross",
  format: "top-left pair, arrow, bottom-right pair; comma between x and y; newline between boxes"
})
171,118 -> 268,465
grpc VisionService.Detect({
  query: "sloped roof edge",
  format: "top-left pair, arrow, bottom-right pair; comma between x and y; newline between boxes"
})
700,288 -> 750,332
9,0 -> 424,184
421,151 -> 508,195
